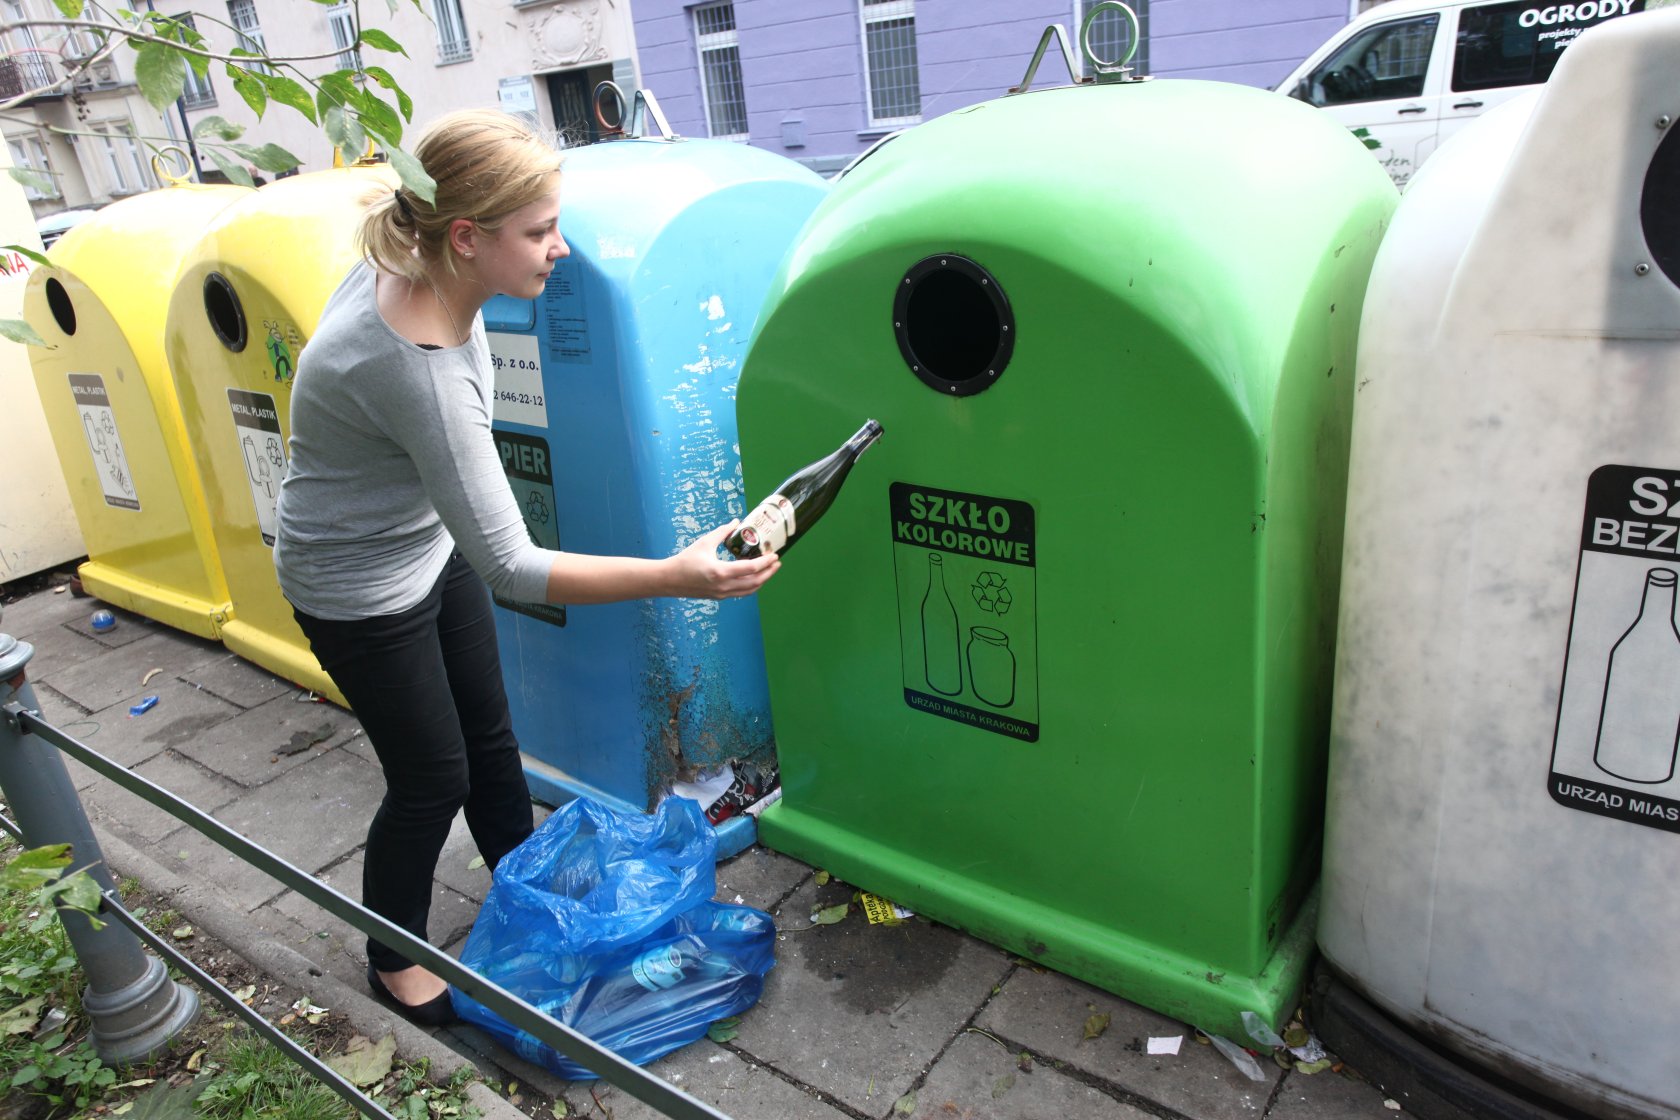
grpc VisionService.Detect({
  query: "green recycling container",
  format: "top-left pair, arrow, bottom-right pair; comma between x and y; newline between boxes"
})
741,77 -> 1397,1036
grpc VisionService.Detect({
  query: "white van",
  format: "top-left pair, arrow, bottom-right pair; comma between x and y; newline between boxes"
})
1277,0 -> 1648,187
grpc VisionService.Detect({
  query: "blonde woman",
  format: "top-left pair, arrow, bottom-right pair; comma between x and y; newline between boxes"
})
274,110 -> 779,1025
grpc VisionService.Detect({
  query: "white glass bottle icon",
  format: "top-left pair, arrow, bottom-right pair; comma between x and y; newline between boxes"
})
1594,567 -> 1680,784
921,553 -> 962,696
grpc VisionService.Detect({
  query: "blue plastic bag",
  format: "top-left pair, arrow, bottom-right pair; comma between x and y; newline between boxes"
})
450,797 -> 776,1080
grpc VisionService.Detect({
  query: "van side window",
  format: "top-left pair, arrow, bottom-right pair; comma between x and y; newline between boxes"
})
1294,15 -> 1440,107
1454,0 -> 1647,93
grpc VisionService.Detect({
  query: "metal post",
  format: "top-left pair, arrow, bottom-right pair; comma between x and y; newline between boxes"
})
0,628 -> 199,1064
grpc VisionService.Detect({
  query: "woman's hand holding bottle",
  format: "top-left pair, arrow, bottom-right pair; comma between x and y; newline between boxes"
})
671,522 -> 779,599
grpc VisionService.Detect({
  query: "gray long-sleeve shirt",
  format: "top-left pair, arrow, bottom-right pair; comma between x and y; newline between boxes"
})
274,262 -> 552,620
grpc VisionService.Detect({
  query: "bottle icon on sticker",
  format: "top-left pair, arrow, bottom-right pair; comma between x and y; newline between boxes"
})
1594,567 -> 1680,784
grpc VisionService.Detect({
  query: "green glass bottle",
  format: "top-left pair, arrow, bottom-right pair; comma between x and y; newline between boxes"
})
726,419 -> 883,559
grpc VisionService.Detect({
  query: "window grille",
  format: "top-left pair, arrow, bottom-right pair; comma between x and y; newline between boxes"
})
175,15 -> 216,107
435,0 -> 472,64
227,0 -> 271,73
327,3 -> 362,71
1079,0 -> 1149,75
694,2 -> 748,138
860,0 -> 920,127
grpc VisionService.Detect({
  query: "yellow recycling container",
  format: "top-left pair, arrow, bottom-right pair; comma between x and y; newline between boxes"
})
25,182 -> 251,637
164,166 -> 397,704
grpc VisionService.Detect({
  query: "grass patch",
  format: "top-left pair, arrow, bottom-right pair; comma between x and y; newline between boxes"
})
0,836 -> 483,1119
194,1032 -> 353,1120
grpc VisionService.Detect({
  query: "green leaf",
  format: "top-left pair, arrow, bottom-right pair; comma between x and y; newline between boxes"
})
3,243 -> 51,269
193,114 -> 244,142
356,90 -> 403,147
550,1100 -> 569,1118
11,1065 -> 42,1088
892,1089 -> 916,1115
237,142 -> 301,174
5,164 -> 56,197
133,42 -> 187,112
387,146 -> 435,205
358,28 -> 406,56
811,903 -> 849,926
0,996 -> 44,1036
259,73 -> 317,124
317,70 -> 358,115
166,16 -> 205,49
0,844 -> 72,890
991,1072 -> 1016,1098
363,65 -> 412,120
229,69 -> 267,118
323,105 -> 366,163
47,869 -> 105,921
814,870 -> 830,886
2,315 -> 49,345
1082,1011 -> 1111,1040
50,0 -> 83,18
706,1016 -> 741,1044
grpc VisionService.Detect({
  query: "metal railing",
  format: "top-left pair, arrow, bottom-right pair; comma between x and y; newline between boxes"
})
0,50 -> 61,100
0,630 -> 735,1120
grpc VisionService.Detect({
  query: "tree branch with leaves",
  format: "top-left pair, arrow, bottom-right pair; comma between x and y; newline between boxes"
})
3,0 -> 434,201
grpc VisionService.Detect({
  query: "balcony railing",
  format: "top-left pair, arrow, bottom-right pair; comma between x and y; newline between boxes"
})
0,50 -> 63,102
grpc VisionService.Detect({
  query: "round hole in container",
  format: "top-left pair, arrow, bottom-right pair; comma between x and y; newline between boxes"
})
204,271 -> 247,352
1643,122 -> 1680,289
893,254 -> 1014,396
44,277 -> 76,336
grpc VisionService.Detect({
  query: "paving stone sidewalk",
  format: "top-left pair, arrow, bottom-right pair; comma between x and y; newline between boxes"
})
1,583 -> 1399,1120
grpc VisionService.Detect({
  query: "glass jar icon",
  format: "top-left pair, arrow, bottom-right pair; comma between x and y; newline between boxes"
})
966,626 -> 1016,708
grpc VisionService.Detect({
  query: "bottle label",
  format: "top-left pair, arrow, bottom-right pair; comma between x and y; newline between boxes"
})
739,494 -> 797,554
630,944 -> 686,991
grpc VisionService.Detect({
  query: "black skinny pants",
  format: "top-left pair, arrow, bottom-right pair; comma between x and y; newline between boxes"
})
292,552 -> 534,973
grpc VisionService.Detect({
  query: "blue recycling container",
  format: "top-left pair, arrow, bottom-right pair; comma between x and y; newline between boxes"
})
485,136 -> 826,857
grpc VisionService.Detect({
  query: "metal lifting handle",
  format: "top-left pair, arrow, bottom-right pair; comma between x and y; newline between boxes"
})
150,145 -> 193,186
1009,1 -> 1144,94
1009,23 -> 1087,94
592,81 -> 679,141
1082,1 -> 1143,83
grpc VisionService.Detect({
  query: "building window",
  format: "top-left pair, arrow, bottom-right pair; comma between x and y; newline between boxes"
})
1079,0 -> 1148,76
175,15 -> 216,107
434,0 -> 471,64
6,133 -> 59,199
93,121 -> 153,195
693,2 -> 748,139
859,0 -> 920,127
226,0 -> 270,73
327,3 -> 362,71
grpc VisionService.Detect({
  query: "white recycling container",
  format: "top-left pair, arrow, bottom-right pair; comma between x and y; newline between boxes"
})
1320,8 -> 1680,1120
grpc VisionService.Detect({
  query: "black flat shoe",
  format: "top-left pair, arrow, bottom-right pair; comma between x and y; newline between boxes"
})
366,963 -> 457,1027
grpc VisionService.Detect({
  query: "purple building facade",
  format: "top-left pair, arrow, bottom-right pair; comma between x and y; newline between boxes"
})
632,1 -> 1357,173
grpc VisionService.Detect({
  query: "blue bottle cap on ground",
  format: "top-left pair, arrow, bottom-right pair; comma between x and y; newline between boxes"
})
90,610 -> 115,633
